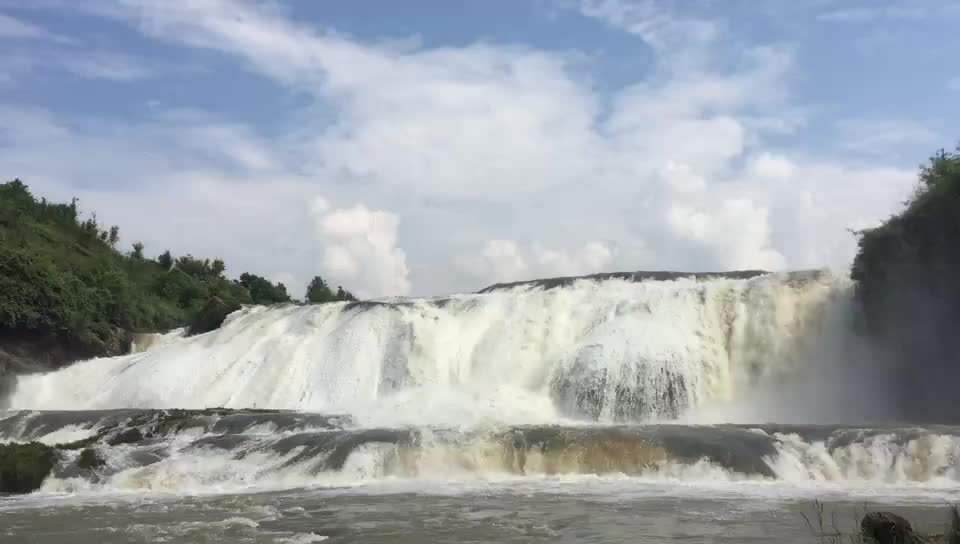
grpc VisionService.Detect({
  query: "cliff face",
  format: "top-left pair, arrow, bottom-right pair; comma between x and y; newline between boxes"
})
851,148 -> 960,422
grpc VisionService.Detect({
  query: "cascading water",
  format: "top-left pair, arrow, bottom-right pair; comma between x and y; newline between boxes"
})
6,270 -> 850,422
2,270 -> 956,496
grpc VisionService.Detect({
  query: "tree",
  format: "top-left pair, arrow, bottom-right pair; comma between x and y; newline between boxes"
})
0,179 -> 33,211
211,258 -> 225,278
175,255 -> 211,279
158,250 -> 173,270
108,225 -> 120,247
306,276 -> 357,303
239,273 -> 291,304
336,286 -> 357,302
306,275 -> 336,303
131,242 -> 144,260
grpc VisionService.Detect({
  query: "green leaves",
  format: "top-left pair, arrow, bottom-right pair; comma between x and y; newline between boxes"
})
239,273 -> 291,305
0,178 -> 361,350
306,275 -> 356,303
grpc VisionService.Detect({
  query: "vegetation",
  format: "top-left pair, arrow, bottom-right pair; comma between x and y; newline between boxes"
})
0,442 -> 56,494
239,273 -> 291,305
0,179 -> 358,364
306,275 -> 356,303
850,146 -> 960,421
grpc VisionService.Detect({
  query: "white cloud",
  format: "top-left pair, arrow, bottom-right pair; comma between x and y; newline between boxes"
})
578,0 -> 718,55
310,202 -> 411,299
0,50 -> 157,84
460,240 -> 617,285
0,0 -> 926,297
836,118 -> 938,155
817,6 -> 929,24
666,199 -> 786,271
0,13 -> 74,43
59,53 -> 152,81
748,153 -> 796,182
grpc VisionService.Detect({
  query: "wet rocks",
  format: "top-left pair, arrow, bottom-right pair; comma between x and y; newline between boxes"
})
107,427 -> 143,446
76,448 -> 105,471
861,512 -> 919,544
0,442 -> 56,494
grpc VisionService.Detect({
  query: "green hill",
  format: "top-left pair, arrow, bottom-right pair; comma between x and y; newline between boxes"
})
0,179 -> 304,372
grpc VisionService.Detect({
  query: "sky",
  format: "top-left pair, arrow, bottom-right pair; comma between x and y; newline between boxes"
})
1,0 -> 957,298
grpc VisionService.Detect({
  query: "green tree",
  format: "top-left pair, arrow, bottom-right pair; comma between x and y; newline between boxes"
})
306,276 -> 358,303
239,273 -> 291,304
131,242 -> 144,260
336,286 -> 357,302
211,258 -> 225,278
306,276 -> 336,303
157,250 -> 173,270
108,225 -> 120,247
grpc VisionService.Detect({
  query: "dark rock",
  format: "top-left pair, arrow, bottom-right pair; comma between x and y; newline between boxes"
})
861,512 -> 919,544
479,269 -> 777,293
0,442 -> 56,494
948,505 -> 960,544
187,296 -> 241,336
77,448 -> 105,470
107,427 -> 143,446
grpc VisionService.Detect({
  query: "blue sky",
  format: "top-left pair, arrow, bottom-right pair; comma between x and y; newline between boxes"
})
1,0 -> 957,297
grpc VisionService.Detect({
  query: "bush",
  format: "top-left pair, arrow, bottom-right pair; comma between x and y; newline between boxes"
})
306,275 -> 358,303
239,273 -> 290,304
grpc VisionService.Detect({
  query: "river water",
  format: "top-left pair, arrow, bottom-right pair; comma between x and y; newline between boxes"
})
3,478 -> 959,543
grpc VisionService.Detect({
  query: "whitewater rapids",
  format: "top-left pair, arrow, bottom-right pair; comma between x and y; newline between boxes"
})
5,270 -> 864,426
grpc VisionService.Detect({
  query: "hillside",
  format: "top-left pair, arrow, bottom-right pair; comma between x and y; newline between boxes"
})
851,146 -> 960,421
0,179 -> 351,379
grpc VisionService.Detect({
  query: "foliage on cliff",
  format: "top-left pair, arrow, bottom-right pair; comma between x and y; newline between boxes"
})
851,146 -> 960,420
0,179 -> 343,358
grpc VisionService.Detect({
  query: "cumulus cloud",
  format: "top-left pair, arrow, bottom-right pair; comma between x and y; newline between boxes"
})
310,199 -> 411,299
0,0 -> 926,297
459,240 -> 616,285
666,199 -> 786,271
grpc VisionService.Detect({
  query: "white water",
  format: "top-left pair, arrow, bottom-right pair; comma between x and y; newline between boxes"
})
7,270 -> 952,498
6,414 -> 957,497
7,271 -> 858,426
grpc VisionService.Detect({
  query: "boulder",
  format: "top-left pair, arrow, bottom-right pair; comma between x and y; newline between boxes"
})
0,442 -> 56,494
861,512 -> 919,544
77,448 -> 105,470
107,427 -> 143,446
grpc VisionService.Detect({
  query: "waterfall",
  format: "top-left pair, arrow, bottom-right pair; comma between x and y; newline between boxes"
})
6,270 -> 854,426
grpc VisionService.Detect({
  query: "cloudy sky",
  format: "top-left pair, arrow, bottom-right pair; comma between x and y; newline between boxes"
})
1,0 -> 957,298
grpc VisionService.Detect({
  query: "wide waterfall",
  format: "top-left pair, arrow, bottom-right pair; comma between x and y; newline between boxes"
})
6,270 -> 856,424
6,270 -> 955,500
